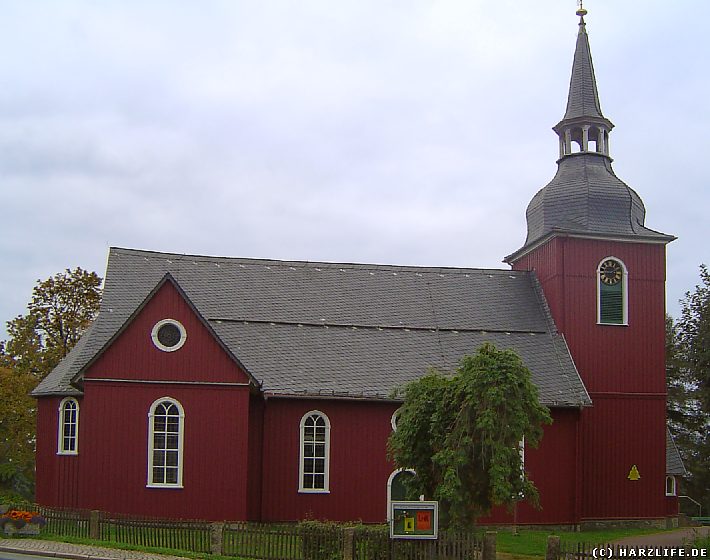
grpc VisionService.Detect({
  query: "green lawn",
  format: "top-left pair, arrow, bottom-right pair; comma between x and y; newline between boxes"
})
496,527 -> 674,557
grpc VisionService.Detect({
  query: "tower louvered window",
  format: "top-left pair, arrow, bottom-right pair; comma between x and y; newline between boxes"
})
598,258 -> 627,325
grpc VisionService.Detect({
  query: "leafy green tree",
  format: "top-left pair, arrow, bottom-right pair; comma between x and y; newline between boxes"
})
667,265 -> 710,515
0,267 -> 102,498
666,314 -> 693,437
4,267 -> 102,379
388,342 -> 552,528
676,265 -> 710,413
0,365 -> 36,497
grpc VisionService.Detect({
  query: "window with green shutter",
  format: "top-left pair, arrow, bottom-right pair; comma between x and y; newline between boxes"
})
598,258 -> 626,325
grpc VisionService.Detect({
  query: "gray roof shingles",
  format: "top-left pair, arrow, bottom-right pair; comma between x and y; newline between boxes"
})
34,247 -> 591,407
521,155 -> 673,249
666,430 -> 687,476
561,18 -> 605,123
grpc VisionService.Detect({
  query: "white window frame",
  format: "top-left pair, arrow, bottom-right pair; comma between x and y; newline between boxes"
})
665,475 -> 677,497
57,397 -> 79,455
517,437 -> 526,498
596,256 -> 628,326
147,397 -> 185,488
391,408 -> 401,432
298,410 -> 331,493
151,319 -> 187,352
386,468 -> 417,520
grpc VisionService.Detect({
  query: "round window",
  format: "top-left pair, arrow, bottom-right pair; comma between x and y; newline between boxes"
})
151,319 -> 187,352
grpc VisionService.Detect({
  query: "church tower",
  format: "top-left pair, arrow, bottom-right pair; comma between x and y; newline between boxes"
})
505,7 -> 675,523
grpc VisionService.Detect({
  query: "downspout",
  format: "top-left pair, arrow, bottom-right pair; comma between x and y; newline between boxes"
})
575,407 -> 583,528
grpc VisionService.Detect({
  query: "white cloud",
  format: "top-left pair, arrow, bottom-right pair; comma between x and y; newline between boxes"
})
0,0 -> 707,335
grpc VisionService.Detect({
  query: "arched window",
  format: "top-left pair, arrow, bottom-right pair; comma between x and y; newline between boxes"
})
386,469 -> 416,520
597,257 -> 628,325
57,397 -> 79,455
299,410 -> 330,493
665,476 -> 677,497
147,398 -> 185,488
391,408 -> 401,432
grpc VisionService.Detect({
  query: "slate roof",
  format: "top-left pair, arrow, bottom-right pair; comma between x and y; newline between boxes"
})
516,154 -> 675,252
34,247 -> 591,407
560,15 -> 606,124
506,14 -> 675,262
666,430 -> 687,476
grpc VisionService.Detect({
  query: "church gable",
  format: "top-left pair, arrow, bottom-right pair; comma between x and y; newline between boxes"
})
83,278 -> 251,385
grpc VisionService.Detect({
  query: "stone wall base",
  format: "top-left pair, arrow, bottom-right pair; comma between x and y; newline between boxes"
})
480,517 -> 680,532
579,518 -> 671,531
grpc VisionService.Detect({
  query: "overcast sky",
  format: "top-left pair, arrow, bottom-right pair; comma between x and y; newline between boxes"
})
1,1 -> 708,340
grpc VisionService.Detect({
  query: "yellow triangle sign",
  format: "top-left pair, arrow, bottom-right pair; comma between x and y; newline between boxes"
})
628,465 -> 641,481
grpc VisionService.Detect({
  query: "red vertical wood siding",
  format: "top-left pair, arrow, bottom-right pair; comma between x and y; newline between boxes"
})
247,394 -> 264,521
478,408 -> 580,525
261,400 -> 580,524
85,281 -> 250,385
260,398 -> 398,523
513,238 -> 667,394
580,397 -> 666,519
78,381 -> 251,521
514,236 -> 669,520
35,397 -> 80,508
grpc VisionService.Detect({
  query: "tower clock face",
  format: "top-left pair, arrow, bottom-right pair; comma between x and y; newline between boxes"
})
599,260 -> 622,285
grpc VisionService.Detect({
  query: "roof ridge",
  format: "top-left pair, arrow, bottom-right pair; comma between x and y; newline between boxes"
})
109,247 -> 527,276
209,316 -> 549,335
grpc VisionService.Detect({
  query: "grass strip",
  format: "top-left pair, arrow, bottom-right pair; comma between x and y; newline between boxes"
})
496,528 -> 675,557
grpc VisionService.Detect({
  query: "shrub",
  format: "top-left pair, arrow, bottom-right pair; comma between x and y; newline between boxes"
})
299,520 -> 343,560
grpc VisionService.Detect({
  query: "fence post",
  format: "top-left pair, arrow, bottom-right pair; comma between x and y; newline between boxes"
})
546,535 -> 561,560
482,531 -> 497,560
342,527 -> 356,560
89,510 -> 101,540
210,522 -> 224,556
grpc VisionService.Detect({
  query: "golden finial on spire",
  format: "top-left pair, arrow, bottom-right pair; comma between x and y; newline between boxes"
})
576,0 -> 588,19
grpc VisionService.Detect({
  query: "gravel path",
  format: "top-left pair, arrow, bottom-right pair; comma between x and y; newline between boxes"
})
612,526 -> 710,548
0,538 -> 192,560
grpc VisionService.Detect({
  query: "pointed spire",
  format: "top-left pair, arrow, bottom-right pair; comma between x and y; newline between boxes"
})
561,5 -> 605,122
504,6 -> 676,264
553,6 -> 614,160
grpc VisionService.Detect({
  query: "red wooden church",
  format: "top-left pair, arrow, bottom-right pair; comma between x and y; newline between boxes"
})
33,9 -> 685,527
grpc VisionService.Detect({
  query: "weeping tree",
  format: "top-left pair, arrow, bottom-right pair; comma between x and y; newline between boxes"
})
388,342 -> 552,528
